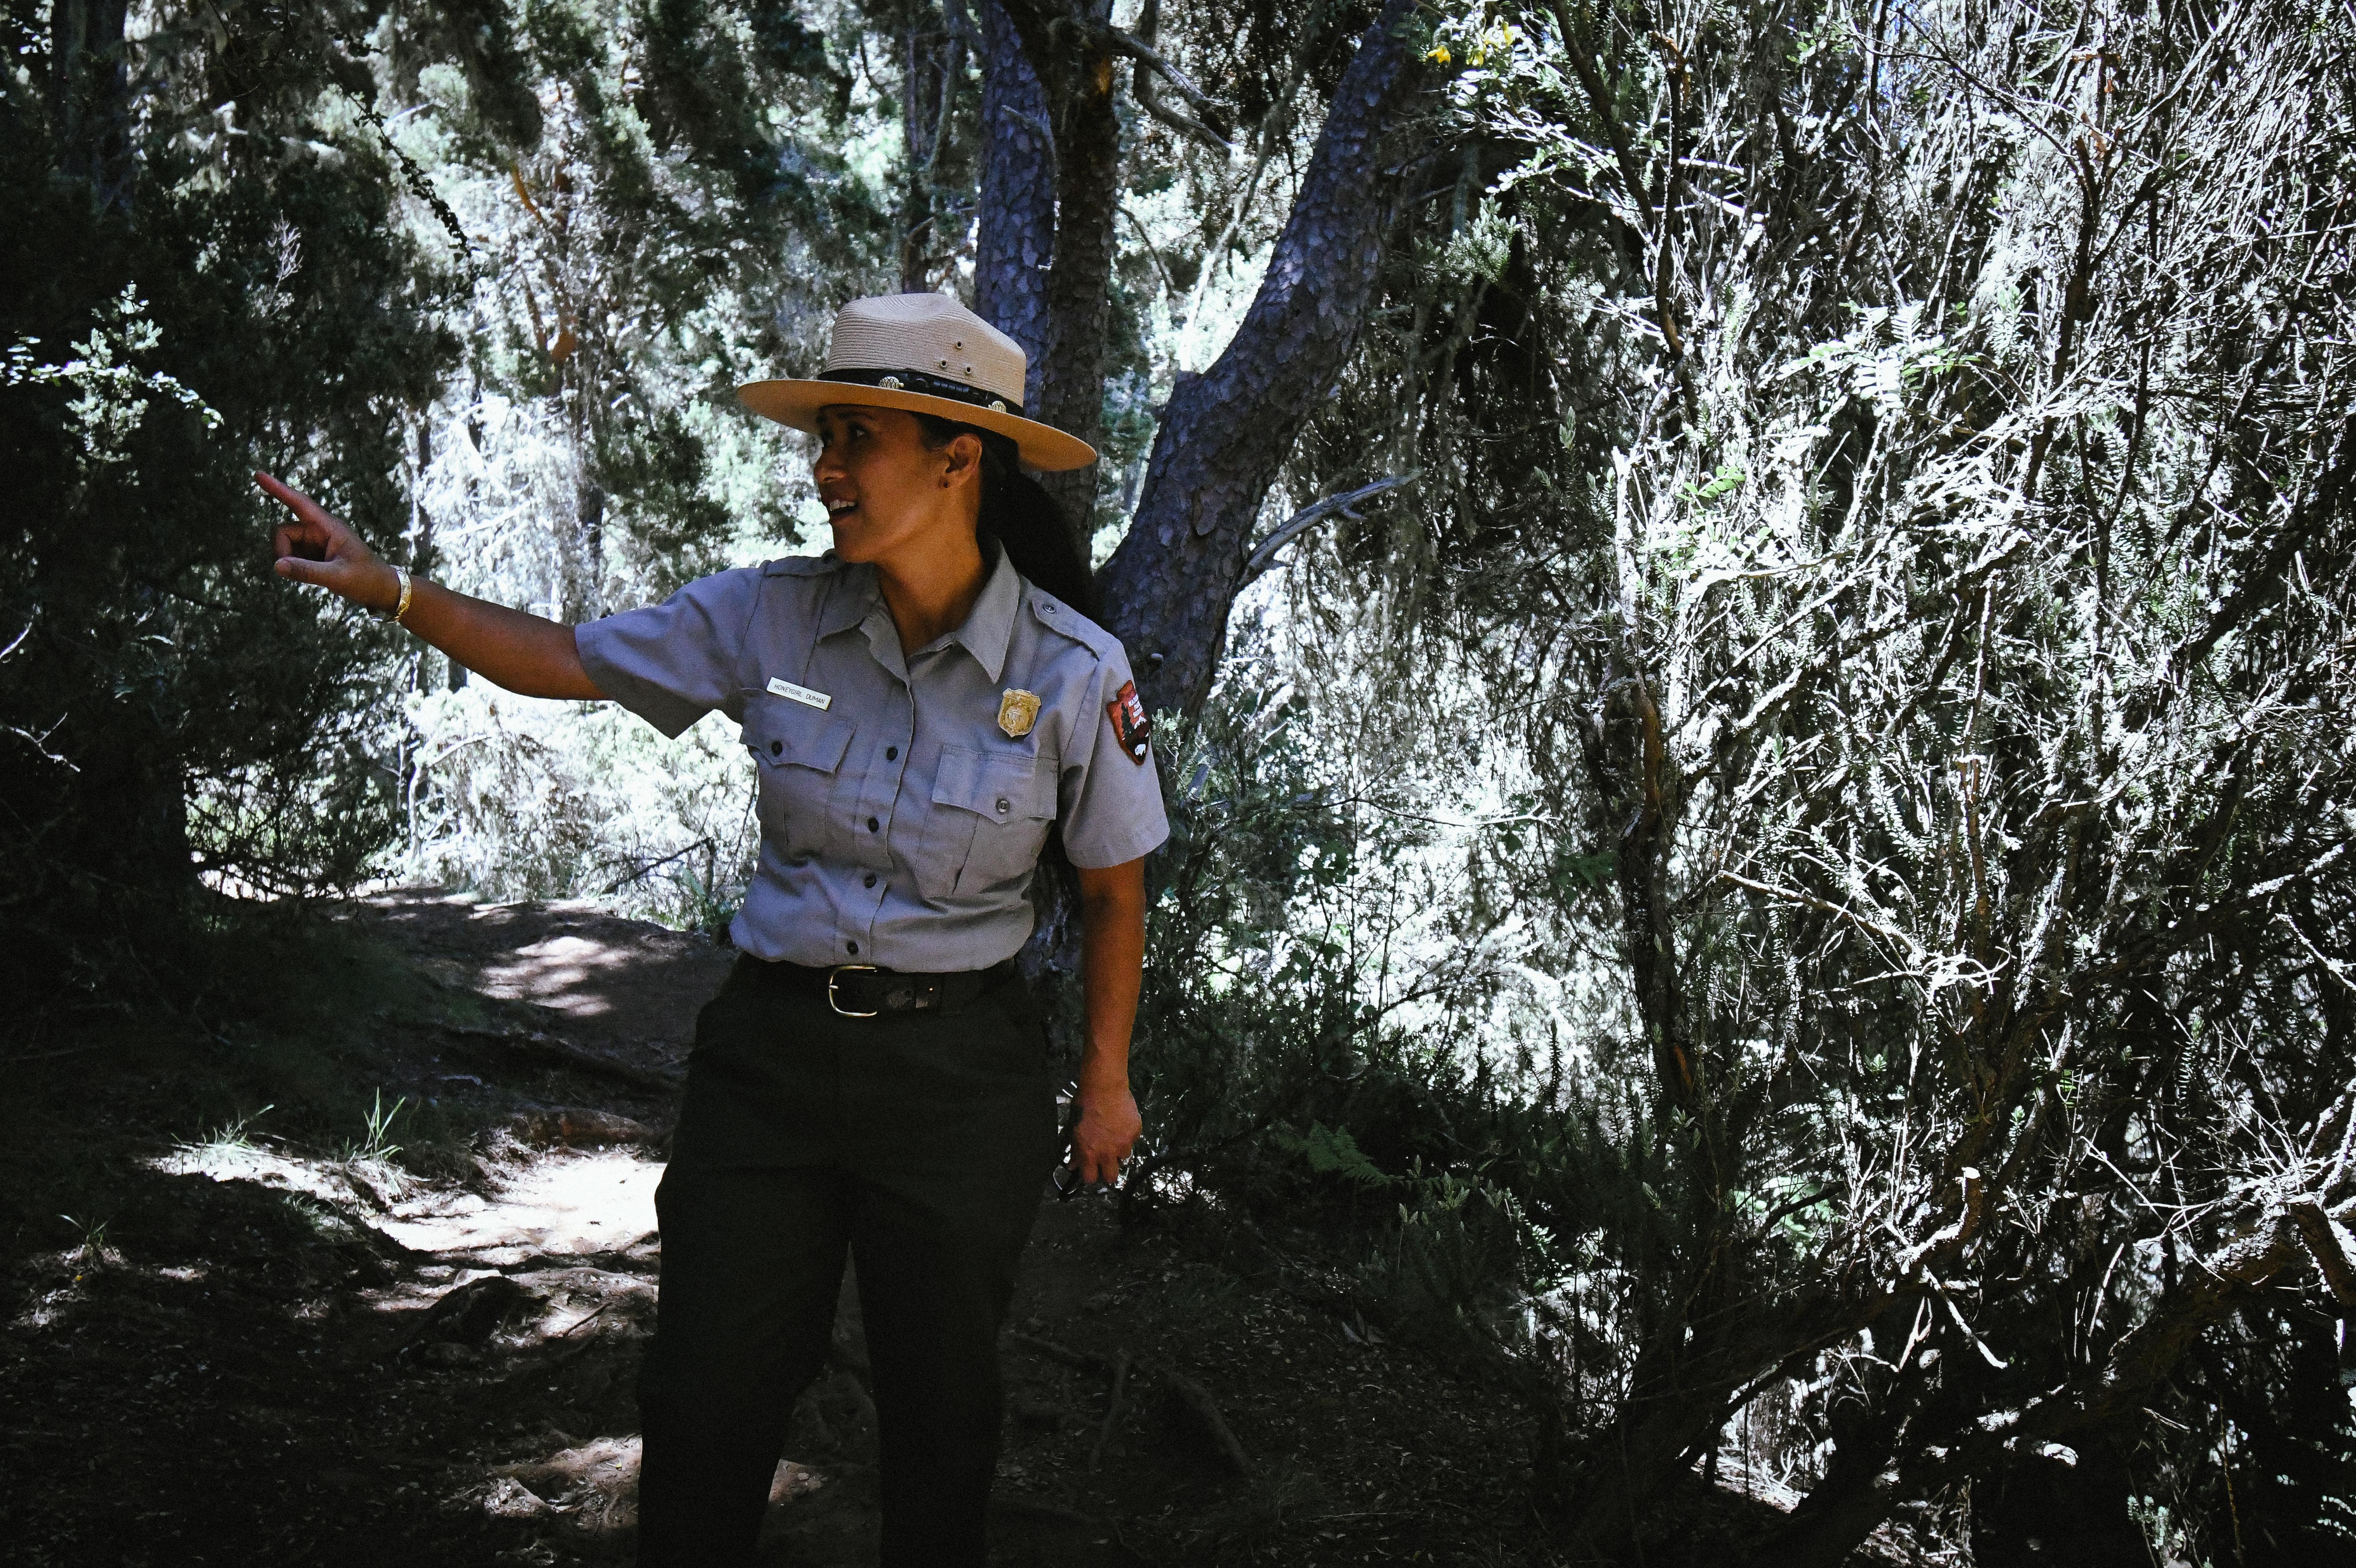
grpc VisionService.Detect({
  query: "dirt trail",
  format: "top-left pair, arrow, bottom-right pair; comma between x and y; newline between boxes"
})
1,892 -> 1799,1567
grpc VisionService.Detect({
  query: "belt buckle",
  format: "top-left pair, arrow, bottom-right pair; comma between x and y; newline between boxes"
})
826,964 -> 882,1018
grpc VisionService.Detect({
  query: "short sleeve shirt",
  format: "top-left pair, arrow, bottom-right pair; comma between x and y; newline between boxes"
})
574,548 -> 1170,970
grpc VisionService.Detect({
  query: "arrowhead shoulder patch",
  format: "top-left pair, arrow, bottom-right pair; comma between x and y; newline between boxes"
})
1107,679 -> 1152,765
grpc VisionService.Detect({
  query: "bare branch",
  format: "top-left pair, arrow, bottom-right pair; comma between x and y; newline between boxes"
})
1240,475 -> 1418,586
1093,23 -> 1226,133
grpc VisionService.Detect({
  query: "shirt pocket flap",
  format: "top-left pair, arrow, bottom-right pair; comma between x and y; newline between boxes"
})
933,745 -> 1054,821
741,694 -> 854,774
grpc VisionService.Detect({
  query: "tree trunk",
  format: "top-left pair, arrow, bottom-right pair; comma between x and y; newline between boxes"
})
1097,0 -> 1423,723
897,0 -> 961,293
50,0 -> 133,216
1740,1332 -> 1929,1568
974,0 -> 1054,410
982,0 -> 1426,1042
571,481 -> 606,623
410,419 -> 440,693
993,0 -> 1121,551
973,1 -> 1106,1027
1031,19 -> 1115,544
979,0 -> 1421,1047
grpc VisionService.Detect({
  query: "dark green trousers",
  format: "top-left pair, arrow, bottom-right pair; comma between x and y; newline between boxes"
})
635,956 -> 1060,1568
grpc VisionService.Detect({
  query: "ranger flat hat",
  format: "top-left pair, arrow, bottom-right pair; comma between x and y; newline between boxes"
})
737,293 -> 1097,471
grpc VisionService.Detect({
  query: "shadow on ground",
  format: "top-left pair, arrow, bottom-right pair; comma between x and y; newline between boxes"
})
1,891 -> 1872,1567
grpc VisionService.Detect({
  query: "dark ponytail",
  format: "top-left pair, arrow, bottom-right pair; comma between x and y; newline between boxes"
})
914,414 -> 1104,625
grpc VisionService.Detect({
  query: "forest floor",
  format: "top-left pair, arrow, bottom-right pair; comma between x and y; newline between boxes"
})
1,892 -> 1923,1567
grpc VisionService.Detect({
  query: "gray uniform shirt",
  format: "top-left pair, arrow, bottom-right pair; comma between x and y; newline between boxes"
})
575,548 -> 1170,970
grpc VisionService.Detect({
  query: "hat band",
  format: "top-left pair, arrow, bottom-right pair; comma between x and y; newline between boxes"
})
818,366 -> 1021,416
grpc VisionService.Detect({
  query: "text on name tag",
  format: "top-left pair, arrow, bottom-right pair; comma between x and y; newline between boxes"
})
767,677 -> 833,710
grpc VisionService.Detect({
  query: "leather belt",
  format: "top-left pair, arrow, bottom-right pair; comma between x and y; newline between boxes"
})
762,958 -> 1017,1018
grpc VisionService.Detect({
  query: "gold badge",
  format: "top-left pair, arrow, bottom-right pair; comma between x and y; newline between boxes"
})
997,688 -> 1041,739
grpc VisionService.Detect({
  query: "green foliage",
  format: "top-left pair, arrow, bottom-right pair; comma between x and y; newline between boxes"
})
3,2 -> 459,1006
1271,1121 -> 1390,1185
12,1 -> 2349,1555
367,0 -> 897,916
1131,645 -> 1587,1356
0,0 -> 895,993
1294,0 -> 2356,1554
4,286 -> 224,455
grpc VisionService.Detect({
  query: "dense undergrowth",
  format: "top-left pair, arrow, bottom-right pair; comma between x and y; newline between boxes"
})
14,2 -> 2356,1564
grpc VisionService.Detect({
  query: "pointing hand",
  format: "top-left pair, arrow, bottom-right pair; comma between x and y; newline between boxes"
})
256,470 -> 400,613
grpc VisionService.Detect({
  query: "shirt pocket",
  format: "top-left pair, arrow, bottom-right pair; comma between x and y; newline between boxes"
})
741,693 -> 856,854
921,744 -> 1056,900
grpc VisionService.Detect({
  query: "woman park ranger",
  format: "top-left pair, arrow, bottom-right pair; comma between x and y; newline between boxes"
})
258,294 -> 1168,1566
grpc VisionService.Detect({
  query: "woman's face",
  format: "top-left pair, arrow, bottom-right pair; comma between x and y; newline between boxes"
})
812,404 -> 980,566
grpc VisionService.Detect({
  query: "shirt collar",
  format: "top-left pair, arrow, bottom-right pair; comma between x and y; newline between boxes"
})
944,545 -> 1022,683
818,561 -> 877,639
818,547 -> 1022,684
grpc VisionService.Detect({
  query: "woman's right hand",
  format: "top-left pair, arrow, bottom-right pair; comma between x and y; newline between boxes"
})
257,470 -> 401,613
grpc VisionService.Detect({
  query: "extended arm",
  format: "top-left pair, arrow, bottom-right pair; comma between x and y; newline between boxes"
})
1070,856 -> 1148,1186
257,471 -> 604,700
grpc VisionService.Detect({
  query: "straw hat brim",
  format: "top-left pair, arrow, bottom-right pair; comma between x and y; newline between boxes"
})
737,379 -> 1097,472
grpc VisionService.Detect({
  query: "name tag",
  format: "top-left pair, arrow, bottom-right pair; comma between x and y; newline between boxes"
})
767,677 -> 833,710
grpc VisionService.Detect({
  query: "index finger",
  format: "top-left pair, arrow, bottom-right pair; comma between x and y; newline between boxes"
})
253,470 -> 329,526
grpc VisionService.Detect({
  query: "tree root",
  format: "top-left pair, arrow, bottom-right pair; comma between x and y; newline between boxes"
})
440,1023 -> 681,1095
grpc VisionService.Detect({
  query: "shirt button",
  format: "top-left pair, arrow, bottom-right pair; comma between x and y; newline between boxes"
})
867,816 -> 880,832
995,797 -> 1010,814
769,740 -> 782,756
863,873 -> 877,889
846,940 -> 859,955
885,746 -> 898,761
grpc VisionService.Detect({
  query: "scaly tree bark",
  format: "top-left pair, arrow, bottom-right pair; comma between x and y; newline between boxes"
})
973,0 -> 1054,411
982,0 -> 1121,546
979,0 -> 1425,1033
1100,0 -> 1425,722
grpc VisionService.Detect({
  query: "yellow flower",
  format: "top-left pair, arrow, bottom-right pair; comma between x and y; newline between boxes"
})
1427,43 -> 1452,64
